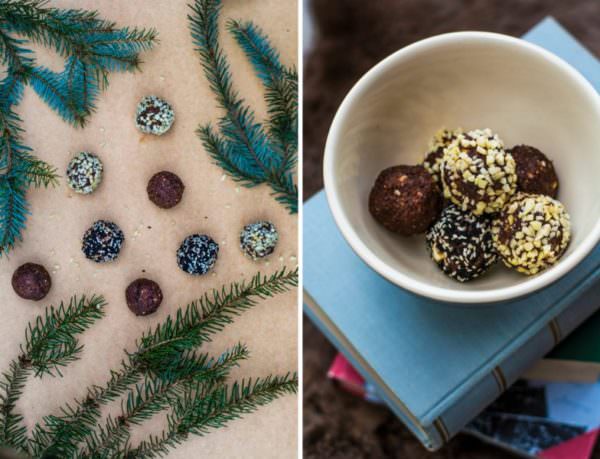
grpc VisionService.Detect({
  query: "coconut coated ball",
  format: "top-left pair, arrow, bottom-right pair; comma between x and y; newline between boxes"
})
66,151 -> 103,194
135,95 -> 175,136
240,221 -> 279,260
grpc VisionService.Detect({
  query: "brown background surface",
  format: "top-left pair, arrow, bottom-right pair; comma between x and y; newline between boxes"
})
0,1 -> 298,458
303,0 -> 600,458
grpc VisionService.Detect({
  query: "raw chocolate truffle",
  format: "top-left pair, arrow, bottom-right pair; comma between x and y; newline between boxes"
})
147,171 -> 185,209
82,220 -> 125,263
11,263 -> 51,301
426,205 -> 497,282
135,95 -> 175,136
240,221 -> 279,260
177,234 -> 219,275
368,165 -> 442,235
423,128 -> 462,184
126,278 -> 163,316
441,129 -> 517,215
509,145 -> 559,198
493,193 -> 571,275
66,151 -> 103,194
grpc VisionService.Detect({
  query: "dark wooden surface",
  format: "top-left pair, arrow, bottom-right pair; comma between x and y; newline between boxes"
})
302,1 -> 600,457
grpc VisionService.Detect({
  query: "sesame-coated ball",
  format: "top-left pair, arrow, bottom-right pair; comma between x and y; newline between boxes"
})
423,128 -> 462,184
135,96 -> 175,136
426,205 -> 497,282
66,151 -> 103,194
493,193 -> 571,275
240,221 -> 279,260
176,234 -> 219,275
82,220 -> 124,263
441,129 -> 517,215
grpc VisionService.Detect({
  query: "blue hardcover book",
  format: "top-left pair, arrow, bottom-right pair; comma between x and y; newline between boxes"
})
303,18 -> 600,452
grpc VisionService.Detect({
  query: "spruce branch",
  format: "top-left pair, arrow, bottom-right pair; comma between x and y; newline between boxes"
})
0,295 -> 106,455
129,267 -> 298,370
79,344 -> 250,458
189,0 -> 298,214
128,373 -> 299,458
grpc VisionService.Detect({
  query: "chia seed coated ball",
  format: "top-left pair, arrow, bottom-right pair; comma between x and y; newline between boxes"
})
177,234 -> 219,275
147,171 -> 185,209
66,151 -> 103,194
135,95 -> 175,136
240,221 -> 279,260
368,165 -> 442,235
441,128 -> 517,215
126,278 -> 163,316
426,205 -> 497,282
11,263 -> 52,301
509,145 -> 559,198
423,128 -> 462,184
82,220 -> 125,263
493,193 -> 571,275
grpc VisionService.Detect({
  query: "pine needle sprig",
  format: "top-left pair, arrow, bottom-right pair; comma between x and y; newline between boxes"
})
128,373 -> 298,458
79,344 -> 250,458
0,0 -> 157,257
0,295 -> 106,455
189,0 -> 298,214
129,267 -> 298,371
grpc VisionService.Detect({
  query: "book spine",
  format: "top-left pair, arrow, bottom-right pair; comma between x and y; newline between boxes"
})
430,286 -> 600,446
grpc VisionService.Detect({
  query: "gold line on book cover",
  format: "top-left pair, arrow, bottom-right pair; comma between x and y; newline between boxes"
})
549,318 -> 562,345
491,366 -> 507,393
433,417 -> 450,444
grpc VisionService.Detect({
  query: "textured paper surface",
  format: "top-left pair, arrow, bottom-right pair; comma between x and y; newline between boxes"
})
0,0 -> 298,457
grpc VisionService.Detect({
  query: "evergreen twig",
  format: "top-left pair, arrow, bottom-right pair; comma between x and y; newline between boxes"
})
189,0 -> 298,214
0,295 -> 106,455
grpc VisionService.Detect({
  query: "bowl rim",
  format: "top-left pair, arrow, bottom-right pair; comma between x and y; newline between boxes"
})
323,30 -> 600,304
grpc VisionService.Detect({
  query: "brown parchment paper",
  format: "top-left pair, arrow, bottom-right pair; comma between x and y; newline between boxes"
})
0,0 -> 298,457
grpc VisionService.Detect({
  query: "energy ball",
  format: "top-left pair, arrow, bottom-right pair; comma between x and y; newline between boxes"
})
509,145 -> 559,198
135,95 -> 175,136
126,278 -> 163,316
493,193 -> 571,275
368,165 -> 442,235
441,129 -> 517,215
177,234 -> 219,275
82,220 -> 125,263
66,151 -> 103,194
240,221 -> 279,260
426,205 -> 497,282
12,263 -> 52,301
147,171 -> 185,209
423,128 -> 462,184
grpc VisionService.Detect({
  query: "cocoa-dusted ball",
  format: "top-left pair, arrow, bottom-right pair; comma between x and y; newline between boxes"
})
12,263 -> 52,301
509,145 -> 559,198
125,278 -> 163,316
368,165 -> 442,235
147,171 -> 185,209
441,129 -> 517,215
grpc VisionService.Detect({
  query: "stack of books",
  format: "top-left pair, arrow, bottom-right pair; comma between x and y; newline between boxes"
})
304,17 -> 600,457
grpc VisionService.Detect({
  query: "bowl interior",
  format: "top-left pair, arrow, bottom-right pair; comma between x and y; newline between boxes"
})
326,33 -> 600,301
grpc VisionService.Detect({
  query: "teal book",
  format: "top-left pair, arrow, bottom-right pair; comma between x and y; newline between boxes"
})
303,18 -> 600,452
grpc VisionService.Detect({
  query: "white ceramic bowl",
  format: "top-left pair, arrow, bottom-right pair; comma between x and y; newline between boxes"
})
323,31 -> 600,304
